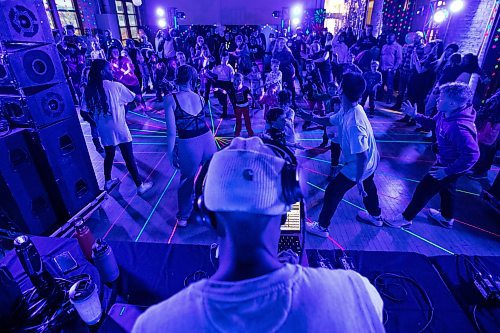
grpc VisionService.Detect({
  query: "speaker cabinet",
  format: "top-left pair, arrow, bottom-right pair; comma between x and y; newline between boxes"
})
0,1 -> 54,43
0,44 -> 65,93
0,83 -> 77,128
0,128 -> 58,235
28,117 -> 100,218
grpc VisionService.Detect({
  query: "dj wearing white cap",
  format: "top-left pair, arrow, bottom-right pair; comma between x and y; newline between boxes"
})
133,137 -> 384,333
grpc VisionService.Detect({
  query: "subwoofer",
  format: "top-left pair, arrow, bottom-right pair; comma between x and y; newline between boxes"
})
0,44 -> 65,93
0,128 -> 59,235
27,117 -> 100,218
0,82 -> 76,128
0,1 -> 54,43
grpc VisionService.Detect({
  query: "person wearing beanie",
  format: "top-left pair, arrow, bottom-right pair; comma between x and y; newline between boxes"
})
164,64 -> 217,227
299,72 -> 385,238
133,137 -> 384,333
387,83 -> 479,228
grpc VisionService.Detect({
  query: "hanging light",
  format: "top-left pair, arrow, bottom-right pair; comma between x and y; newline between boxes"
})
433,10 -> 448,23
158,18 -> 167,28
156,8 -> 165,17
291,4 -> 304,17
132,0 -> 142,6
449,0 -> 465,13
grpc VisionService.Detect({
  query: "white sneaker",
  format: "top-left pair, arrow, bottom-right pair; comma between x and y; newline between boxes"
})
305,221 -> 329,238
385,214 -> 412,228
427,208 -> 454,228
357,211 -> 384,227
176,219 -> 188,227
137,181 -> 153,195
104,178 -> 120,192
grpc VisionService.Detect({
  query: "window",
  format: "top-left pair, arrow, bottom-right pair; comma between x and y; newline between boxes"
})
43,0 -> 57,30
115,0 -> 139,42
54,0 -> 82,35
324,0 -> 347,34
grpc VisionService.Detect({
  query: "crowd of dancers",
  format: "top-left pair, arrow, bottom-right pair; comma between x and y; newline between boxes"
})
67,22 -> 498,229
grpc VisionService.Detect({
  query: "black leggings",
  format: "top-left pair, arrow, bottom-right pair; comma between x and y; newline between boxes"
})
213,80 -> 236,113
104,142 -> 142,187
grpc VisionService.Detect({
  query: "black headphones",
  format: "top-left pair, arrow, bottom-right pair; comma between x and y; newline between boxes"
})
193,138 -> 303,228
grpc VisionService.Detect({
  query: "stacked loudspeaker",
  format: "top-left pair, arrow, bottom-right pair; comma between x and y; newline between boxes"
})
0,1 -> 99,235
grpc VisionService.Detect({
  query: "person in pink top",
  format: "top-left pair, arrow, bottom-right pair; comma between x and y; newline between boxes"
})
109,46 -> 145,110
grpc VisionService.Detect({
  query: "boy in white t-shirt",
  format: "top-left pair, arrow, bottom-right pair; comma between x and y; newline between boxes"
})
213,52 -> 236,118
299,72 -> 385,238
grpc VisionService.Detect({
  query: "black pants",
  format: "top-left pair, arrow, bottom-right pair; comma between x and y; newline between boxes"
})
294,59 -> 304,88
213,80 -> 236,114
489,172 -> 500,199
80,111 -> 99,139
361,90 -> 376,112
472,142 -> 497,175
282,75 -> 297,105
395,69 -> 411,107
331,142 -> 341,166
203,79 -> 213,103
407,72 -> 432,116
403,173 -> 461,221
320,128 -> 342,166
318,172 -> 381,228
104,142 -> 142,187
382,69 -> 395,101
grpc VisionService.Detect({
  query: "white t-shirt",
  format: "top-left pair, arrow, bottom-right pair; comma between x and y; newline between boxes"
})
132,264 -> 385,333
213,64 -> 235,82
329,105 -> 379,181
81,80 -> 135,146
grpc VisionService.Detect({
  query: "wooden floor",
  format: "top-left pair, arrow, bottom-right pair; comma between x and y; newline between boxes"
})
82,94 -> 500,257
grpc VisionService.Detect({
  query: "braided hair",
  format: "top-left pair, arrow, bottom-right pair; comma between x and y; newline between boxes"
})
84,59 -> 110,116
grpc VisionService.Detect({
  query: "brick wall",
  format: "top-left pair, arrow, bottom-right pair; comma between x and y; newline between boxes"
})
444,0 -> 496,55
442,0 -> 497,93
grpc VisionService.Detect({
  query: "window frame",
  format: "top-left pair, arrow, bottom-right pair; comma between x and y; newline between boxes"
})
53,0 -> 83,35
115,0 -> 140,42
